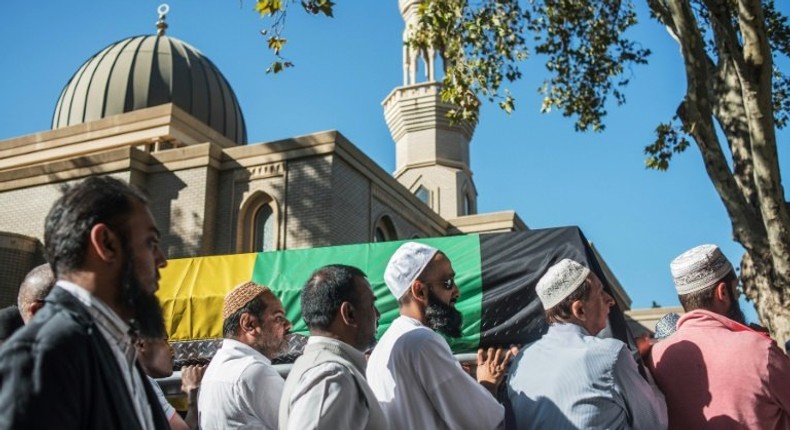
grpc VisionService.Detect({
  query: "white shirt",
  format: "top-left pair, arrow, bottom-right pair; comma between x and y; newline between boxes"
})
57,281 -> 155,430
366,316 -> 504,430
148,376 -> 176,420
285,337 -> 376,430
199,338 -> 284,430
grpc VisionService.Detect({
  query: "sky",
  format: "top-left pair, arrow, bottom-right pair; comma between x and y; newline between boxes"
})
1,1 -> 788,323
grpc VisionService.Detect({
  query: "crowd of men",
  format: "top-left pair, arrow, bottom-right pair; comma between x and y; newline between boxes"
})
0,176 -> 788,429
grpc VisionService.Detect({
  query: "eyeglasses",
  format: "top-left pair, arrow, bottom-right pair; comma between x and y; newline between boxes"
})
420,277 -> 457,290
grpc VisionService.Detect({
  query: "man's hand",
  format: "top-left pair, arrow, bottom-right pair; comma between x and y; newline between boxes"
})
181,364 -> 207,394
476,345 -> 519,395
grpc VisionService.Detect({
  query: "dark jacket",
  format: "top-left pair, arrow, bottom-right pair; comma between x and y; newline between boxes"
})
0,286 -> 169,430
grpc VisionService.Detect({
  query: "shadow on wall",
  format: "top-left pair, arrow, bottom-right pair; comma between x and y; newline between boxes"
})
284,157 -> 332,249
142,169 -> 198,259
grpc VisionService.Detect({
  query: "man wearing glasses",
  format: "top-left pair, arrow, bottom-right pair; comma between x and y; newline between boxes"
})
366,242 -> 516,430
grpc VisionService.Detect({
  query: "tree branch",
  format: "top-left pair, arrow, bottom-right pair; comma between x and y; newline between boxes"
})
703,0 -> 760,213
666,0 -> 768,251
734,0 -> 790,286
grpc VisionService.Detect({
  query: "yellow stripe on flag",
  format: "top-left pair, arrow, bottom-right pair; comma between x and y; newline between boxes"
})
157,253 -> 258,341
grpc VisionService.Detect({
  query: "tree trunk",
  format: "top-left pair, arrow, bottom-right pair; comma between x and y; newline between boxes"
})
658,0 -> 790,347
740,249 -> 790,348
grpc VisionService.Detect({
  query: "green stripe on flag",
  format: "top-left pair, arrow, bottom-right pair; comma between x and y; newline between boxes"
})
251,235 -> 483,352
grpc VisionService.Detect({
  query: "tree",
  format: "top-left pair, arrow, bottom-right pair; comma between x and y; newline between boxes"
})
255,0 -> 790,344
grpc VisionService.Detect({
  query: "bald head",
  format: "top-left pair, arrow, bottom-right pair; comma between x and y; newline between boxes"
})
17,264 -> 55,323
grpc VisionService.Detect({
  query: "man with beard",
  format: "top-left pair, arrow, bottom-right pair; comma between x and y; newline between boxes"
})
507,259 -> 667,430
366,242 -> 515,430
280,264 -> 388,430
0,176 -> 170,429
649,244 -> 790,429
199,281 -> 293,429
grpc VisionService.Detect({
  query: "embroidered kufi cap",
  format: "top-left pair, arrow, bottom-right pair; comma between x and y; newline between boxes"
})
670,244 -> 734,295
536,259 -> 590,310
223,281 -> 270,320
384,242 -> 439,299
654,313 -> 680,339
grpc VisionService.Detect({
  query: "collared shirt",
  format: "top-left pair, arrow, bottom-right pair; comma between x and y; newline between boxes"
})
57,281 -> 155,430
283,336 -> 384,430
507,323 -> 668,430
198,338 -> 284,430
649,309 -> 790,430
366,316 -> 504,430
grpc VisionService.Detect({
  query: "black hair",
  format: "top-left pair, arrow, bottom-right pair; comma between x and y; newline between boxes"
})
44,176 -> 147,277
301,264 -> 367,330
678,270 -> 737,312
223,295 -> 267,338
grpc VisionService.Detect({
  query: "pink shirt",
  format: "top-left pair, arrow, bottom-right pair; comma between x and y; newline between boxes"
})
649,309 -> 790,430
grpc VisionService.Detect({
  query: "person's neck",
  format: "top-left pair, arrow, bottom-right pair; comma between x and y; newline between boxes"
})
61,271 -> 131,320
309,328 -> 358,351
400,304 -> 426,325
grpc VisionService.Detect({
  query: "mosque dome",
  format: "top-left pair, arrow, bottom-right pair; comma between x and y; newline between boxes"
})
52,33 -> 247,145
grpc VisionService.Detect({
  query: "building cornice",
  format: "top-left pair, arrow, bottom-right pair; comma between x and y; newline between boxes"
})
0,104 -> 236,172
447,211 -> 528,234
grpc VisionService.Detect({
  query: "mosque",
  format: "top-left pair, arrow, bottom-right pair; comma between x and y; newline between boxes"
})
0,2 -> 667,334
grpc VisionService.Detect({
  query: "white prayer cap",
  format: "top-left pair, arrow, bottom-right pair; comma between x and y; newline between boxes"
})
536,259 -> 590,310
384,242 -> 439,299
670,244 -> 734,295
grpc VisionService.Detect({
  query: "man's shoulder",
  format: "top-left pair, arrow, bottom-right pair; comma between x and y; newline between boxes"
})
390,324 -> 448,357
236,355 -> 281,380
294,361 -> 354,386
0,303 -> 93,362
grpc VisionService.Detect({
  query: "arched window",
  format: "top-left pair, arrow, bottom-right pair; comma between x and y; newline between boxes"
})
237,191 -> 278,253
253,204 -> 274,252
373,215 -> 397,242
462,184 -> 476,216
415,185 -> 430,207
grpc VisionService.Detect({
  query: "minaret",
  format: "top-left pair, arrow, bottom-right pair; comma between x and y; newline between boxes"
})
383,0 -> 478,218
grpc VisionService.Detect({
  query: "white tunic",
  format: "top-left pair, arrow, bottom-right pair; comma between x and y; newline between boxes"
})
199,339 -> 284,430
366,316 -> 504,430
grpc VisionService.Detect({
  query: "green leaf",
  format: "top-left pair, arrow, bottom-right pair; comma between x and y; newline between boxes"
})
267,37 -> 287,55
255,0 -> 283,17
266,61 -> 284,74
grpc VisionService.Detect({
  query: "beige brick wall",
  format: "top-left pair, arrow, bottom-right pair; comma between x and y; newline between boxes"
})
214,166 -> 287,254
213,170 -> 236,254
285,156 -> 332,249
145,168 -> 208,259
396,166 -> 476,218
202,167 -> 219,255
331,158 -> 370,245
0,234 -> 43,308
371,197 -> 427,240
0,172 -> 132,242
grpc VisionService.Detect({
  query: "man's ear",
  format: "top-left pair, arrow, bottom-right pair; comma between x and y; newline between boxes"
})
89,224 -> 120,263
28,301 -> 45,319
714,282 -> 730,304
340,301 -> 356,326
570,300 -> 586,322
410,281 -> 428,305
239,312 -> 258,334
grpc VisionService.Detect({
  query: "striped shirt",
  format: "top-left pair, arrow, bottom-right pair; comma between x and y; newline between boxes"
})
57,281 -> 155,430
507,323 -> 667,430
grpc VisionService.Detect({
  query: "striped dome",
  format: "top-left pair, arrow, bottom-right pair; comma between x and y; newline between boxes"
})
52,35 -> 247,145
